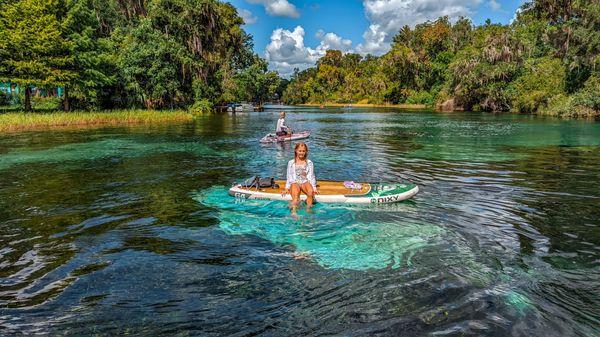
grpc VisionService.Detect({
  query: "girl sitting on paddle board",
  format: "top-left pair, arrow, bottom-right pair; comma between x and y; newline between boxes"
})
276,111 -> 291,136
282,142 -> 318,214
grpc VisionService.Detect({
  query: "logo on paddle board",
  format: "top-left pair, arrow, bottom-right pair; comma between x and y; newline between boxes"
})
371,195 -> 403,203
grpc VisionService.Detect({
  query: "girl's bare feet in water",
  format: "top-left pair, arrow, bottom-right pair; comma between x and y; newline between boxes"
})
291,252 -> 311,260
290,205 -> 298,218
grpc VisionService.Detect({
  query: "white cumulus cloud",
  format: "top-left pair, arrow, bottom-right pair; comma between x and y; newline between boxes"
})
356,24 -> 390,55
238,8 -> 258,24
247,0 -> 300,18
266,26 -> 320,76
356,0 -> 482,55
315,30 -> 353,53
265,26 -> 354,77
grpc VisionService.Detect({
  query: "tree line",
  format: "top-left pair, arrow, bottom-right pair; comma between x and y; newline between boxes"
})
283,0 -> 599,118
0,0 -> 281,111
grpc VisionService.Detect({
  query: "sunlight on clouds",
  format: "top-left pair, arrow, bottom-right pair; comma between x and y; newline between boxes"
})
315,30 -> 353,53
247,0 -> 300,18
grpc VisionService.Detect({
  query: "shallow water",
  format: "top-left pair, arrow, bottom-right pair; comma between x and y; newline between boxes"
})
0,107 -> 599,336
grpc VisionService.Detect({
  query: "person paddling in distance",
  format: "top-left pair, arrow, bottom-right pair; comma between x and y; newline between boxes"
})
282,142 -> 318,215
276,111 -> 292,137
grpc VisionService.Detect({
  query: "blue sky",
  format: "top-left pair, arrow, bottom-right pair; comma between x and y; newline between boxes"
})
228,0 -> 525,76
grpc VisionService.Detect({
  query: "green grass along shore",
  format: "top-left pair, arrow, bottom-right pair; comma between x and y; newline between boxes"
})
0,110 -> 194,132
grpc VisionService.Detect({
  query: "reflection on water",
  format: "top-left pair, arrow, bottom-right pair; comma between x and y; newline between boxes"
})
0,138 -> 231,170
0,110 -> 598,336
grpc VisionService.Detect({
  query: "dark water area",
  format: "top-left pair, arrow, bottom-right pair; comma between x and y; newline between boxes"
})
0,107 -> 598,336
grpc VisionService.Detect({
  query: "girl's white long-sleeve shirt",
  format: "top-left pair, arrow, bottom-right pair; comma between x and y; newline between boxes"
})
276,118 -> 288,132
285,159 -> 316,189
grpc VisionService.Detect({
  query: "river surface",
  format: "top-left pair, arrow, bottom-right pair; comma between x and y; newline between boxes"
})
0,107 -> 598,336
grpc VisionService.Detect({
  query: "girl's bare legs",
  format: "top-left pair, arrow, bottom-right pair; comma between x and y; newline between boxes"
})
300,182 -> 315,209
290,183 -> 301,215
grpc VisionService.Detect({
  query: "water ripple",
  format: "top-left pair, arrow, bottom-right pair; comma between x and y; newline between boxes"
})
0,110 -> 598,335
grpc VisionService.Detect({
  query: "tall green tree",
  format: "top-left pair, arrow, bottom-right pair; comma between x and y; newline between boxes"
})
147,0 -> 252,102
62,0 -> 114,110
220,56 -> 280,104
117,18 -> 190,108
0,0 -> 75,110
113,0 -> 255,108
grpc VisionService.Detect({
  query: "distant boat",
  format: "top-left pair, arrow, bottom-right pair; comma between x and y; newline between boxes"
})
227,103 -> 252,112
241,103 -> 254,111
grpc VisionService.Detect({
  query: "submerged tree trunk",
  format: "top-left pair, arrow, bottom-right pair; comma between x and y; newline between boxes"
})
24,85 -> 32,111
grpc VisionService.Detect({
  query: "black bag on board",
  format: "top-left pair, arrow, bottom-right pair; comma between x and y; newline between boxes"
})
239,176 -> 279,189
259,177 -> 278,188
240,176 -> 259,188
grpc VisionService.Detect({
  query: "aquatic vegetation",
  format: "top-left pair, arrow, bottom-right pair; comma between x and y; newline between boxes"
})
407,142 -> 522,162
401,118 -> 600,162
0,138 -> 226,170
505,290 -> 534,313
198,187 -> 467,271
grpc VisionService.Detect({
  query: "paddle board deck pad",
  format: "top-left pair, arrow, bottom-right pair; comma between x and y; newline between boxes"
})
229,180 -> 418,204
260,131 -> 310,143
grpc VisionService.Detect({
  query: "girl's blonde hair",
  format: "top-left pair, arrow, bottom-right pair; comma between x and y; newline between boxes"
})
279,111 -> 285,118
294,142 -> 308,160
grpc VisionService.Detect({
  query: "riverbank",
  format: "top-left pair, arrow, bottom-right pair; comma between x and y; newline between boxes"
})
299,103 -> 428,109
0,110 -> 194,132
297,101 -> 599,119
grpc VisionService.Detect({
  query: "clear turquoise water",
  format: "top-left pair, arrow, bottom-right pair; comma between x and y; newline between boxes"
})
0,107 -> 598,336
